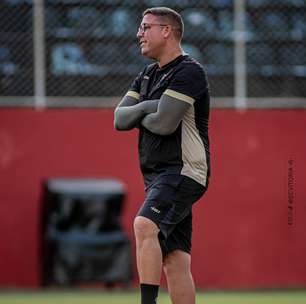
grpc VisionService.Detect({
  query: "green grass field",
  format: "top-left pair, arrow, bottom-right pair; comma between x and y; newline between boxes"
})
0,290 -> 306,304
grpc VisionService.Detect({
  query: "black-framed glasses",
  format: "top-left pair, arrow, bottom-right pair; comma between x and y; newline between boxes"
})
138,23 -> 168,33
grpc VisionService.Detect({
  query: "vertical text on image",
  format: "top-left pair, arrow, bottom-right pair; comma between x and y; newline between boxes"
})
287,158 -> 295,226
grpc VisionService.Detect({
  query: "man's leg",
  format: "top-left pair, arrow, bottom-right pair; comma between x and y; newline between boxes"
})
134,216 -> 162,304
163,250 -> 196,304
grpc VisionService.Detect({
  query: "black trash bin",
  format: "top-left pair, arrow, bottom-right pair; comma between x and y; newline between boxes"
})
41,178 -> 133,287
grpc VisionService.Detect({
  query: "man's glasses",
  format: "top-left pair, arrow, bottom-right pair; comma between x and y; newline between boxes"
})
138,23 -> 168,33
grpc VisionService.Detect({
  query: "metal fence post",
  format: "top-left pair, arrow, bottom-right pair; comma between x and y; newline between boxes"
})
33,0 -> 46,109
234,0 -> 247,109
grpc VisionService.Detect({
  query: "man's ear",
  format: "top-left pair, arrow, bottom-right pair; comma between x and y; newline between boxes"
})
163,25 -> 172,39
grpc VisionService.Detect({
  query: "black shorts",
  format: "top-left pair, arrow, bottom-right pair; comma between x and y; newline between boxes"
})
137,174 -> 206,256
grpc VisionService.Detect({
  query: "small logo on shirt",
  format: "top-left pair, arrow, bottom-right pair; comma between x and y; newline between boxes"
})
150,207 -> 161,214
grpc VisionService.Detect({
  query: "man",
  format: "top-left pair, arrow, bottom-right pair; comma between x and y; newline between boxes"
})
114,7 -> 210,304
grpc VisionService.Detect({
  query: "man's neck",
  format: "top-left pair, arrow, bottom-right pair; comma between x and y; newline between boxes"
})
158,47 -> 183,68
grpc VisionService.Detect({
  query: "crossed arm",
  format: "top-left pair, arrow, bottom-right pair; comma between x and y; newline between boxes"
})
114,92 -> 190,135
114,95 -> 159,131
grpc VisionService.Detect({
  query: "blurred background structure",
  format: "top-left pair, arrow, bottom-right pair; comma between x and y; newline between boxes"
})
0,0 -> 306,107
0,0 -> 306,291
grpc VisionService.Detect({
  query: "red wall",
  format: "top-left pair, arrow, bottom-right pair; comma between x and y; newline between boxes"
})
0,108 -> 305,289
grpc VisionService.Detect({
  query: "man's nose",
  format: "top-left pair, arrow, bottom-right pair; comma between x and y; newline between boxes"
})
137,29 -> 143,39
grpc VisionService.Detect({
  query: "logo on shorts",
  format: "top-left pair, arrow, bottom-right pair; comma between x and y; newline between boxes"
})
150,206 -> 161,214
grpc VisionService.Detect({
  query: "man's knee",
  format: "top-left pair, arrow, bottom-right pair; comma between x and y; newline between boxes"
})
163,250 -> 191,276
134,216 -> 159,241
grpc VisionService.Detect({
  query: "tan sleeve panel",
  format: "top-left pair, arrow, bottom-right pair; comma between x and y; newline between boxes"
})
126,91 -> 140,101
163,89 -> 195,105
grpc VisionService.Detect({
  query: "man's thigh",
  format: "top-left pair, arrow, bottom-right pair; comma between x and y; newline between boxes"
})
138,174 -> 206,255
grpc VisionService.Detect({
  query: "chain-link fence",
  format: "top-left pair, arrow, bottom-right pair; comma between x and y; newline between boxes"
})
246,0 -> 306,98
0,0 -> 34,96
0,0 -> 305,107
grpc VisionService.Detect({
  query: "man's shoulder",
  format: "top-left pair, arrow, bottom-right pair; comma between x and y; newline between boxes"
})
168,55 -> 210,96
144,62 -> 158,74
133,62 -> 158,83
178,55 -> 207,75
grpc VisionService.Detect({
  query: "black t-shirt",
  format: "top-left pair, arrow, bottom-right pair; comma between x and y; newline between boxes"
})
129,54 -> 210,188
